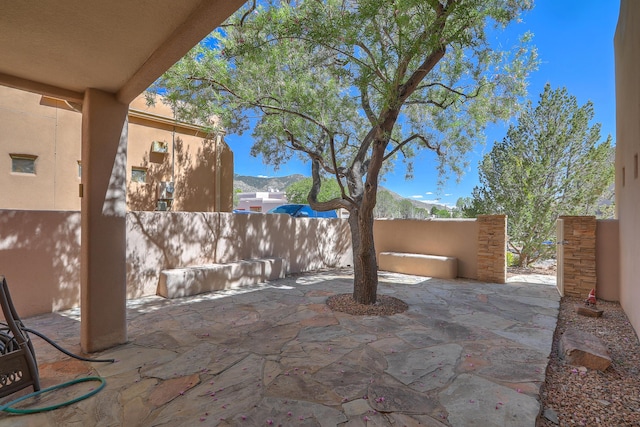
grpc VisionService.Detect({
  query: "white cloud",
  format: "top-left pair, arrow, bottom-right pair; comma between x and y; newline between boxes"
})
444,193 -> 452,196
257,175 -> 270,178
410,195 -> 423,199
425,191 -> 434,195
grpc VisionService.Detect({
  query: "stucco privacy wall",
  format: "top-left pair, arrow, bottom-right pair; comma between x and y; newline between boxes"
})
3,212 -> 511,318
373,218 -> 480,280
615,0 -> 640,339
0,210 -> 352,317
596,219 -> 620,301
0,210 -> 81,317
126,212 -> 353,296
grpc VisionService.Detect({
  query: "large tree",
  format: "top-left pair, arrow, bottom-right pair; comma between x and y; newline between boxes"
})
470,84 -> 615,266
150,0 -> 536,304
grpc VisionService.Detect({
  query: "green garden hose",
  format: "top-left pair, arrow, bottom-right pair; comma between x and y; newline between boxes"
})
0,376 -> 106,414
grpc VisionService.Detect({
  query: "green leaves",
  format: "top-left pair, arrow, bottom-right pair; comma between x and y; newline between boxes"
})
286,177 -> 343,203
149,0 -> 535,202
471,84 -> 615,266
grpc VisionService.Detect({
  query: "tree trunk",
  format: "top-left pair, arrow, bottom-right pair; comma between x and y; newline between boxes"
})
348,205 -> 378,305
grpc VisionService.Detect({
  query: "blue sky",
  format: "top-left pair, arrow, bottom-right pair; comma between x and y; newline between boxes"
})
228,1 -> 620,208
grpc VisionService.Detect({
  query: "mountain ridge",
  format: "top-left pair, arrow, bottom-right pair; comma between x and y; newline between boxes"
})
234,174 -> 443,211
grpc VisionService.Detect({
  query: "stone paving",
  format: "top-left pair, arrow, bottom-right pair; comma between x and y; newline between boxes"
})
0,269 -> 559,426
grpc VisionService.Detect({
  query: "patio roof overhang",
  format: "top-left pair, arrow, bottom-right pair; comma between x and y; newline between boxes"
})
0,0 -> 245,104
0,0 -> 246,352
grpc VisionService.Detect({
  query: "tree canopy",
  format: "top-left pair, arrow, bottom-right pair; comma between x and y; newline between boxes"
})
469,84 -> 615,266
286,177 -> 342,203
150,0 -> 536,304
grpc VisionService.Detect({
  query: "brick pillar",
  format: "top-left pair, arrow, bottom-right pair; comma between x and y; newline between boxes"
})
560,216 -> 596,298
477,215 -> 507,284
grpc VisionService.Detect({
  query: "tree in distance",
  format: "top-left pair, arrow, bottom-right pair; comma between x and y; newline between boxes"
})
468,84 -> 615,266
286,177 -> 342,204
150,0 -> 537,304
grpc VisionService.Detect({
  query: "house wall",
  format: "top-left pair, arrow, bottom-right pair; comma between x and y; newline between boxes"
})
0,86 -> 234,212
236,191 -> 287,212
615,0 -> 640,336
0,87 -> 81,210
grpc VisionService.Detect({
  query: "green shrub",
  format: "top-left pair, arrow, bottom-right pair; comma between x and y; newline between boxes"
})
506,252 -> 519,267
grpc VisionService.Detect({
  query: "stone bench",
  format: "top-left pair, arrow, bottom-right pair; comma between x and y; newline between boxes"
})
378,252 -> 457,279
157,257 -> 286,299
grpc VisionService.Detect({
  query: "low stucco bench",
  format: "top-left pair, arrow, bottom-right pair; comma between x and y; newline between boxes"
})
378,252 -> 457,279
157,257 -> 286,299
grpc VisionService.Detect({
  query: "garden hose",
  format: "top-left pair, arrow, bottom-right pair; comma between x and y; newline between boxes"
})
0,326 -> 114,414
23,328 -> 115,363
0,376 -> 106,414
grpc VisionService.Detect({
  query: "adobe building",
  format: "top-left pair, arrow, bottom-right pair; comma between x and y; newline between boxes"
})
0,85 -> 234,212
614,0 -> 640,339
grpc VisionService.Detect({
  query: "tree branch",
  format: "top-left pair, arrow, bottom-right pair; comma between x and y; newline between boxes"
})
383,134 -> 442,162
355,41 -> 390,84
361,84 -> 377,126
308,158 -> 353,211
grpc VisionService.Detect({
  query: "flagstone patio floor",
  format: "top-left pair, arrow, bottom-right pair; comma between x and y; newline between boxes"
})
0,269 -> 559,427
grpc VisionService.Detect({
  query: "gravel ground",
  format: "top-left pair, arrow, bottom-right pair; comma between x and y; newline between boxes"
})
537,296 -> 640,426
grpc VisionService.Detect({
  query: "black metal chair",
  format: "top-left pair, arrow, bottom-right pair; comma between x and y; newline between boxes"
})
0,275 -> 40,398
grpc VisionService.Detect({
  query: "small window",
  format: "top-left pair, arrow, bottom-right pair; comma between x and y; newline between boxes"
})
77,160 -> 82,178
131,167 -> 147,183
622,167 -> 626,187
10,154 -> 37,174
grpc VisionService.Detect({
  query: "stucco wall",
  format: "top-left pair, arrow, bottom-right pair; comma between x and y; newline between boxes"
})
0,210 -> 81,317
596,219 -> 620,301
615,0 -> 640,336
0,87 -> 81,210
0,210 -> 352,317
127,212 -> 352,296
0,86 -> 233,212
373,218 -> 479,279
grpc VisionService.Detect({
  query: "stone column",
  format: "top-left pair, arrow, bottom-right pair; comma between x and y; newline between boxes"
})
80,89 -> 128,352
559,216 -> 597,298
477,215 -> 507,284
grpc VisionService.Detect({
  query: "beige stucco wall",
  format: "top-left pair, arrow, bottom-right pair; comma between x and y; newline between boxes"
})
373,218 -> 479,279
126,117 -> 233,212
127,212 -> 353,296
0,210 -> 352,318
0,210 -> 81,317
615,0 -> 640,336
0,86 -> 233,212
596,219 -> 620,301
0,87 -> 82,210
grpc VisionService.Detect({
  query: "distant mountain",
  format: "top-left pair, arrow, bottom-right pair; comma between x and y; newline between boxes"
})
234,174 -> 445,211
234,174 -> 306,193
381,186 -> 440,212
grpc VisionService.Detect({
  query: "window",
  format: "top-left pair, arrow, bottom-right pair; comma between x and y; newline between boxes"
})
10,154 -> 37,174
131,167 -> 147,183
77,160 -> 82,178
